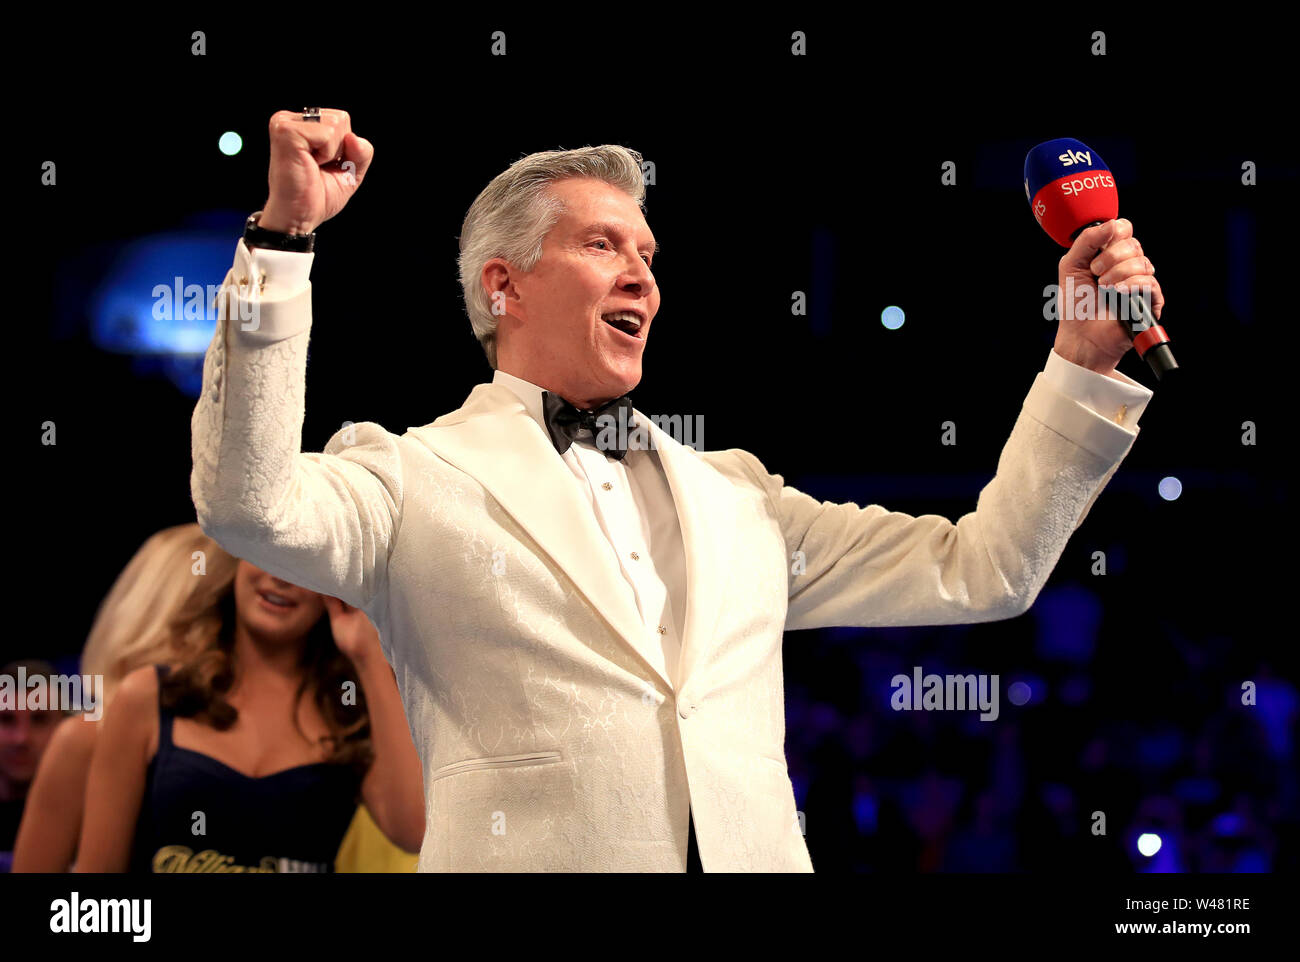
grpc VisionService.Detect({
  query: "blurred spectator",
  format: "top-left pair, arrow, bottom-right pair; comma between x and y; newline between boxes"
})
0,659 -> 66,871
73,554 -> 422,872
15,525 -> 229,871
14,524 -> 419,872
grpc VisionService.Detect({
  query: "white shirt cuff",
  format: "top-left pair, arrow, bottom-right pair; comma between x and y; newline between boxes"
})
1044,348 -> 1154,430
222,239 -> 314,341
232,238 -> 314,302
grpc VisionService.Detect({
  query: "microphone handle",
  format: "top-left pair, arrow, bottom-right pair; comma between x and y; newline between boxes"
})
1077,220 -> 1179,382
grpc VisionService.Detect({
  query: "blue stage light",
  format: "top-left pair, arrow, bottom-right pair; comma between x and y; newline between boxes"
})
89,224 -> 243,396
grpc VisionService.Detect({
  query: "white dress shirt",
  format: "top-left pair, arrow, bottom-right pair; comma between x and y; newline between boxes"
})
230,241 -> 1155,690
494,369 -> 688,688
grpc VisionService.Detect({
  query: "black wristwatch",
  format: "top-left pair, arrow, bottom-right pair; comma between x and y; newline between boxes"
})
243,211 -> 316,253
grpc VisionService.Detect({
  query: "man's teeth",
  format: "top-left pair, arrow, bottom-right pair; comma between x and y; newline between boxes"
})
602,311 -> 642,334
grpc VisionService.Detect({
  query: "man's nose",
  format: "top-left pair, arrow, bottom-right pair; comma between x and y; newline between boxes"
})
620,259 -> 654,292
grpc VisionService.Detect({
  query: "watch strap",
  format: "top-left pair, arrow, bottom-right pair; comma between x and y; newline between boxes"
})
243,211 -> 315,253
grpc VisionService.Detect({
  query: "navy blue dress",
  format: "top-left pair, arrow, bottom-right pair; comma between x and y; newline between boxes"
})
129,664 -> 363,873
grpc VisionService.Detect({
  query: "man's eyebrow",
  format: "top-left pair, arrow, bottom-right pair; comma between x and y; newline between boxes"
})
580,221 -> 659,254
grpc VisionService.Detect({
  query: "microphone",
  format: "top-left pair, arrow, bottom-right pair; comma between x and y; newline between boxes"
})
1024,137 -> 1178,381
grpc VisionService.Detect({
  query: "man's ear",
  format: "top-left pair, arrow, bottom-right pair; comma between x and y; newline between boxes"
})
482,258 -> 526,323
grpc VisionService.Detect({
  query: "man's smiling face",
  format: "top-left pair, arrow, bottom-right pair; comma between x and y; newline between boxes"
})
488,176 -> 659,409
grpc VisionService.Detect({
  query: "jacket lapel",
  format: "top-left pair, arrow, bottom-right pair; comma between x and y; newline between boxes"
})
638,416 -> 734,691
407,383 -> 673,688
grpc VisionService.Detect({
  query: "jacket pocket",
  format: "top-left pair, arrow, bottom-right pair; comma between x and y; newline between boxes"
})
428,750 -> 563,784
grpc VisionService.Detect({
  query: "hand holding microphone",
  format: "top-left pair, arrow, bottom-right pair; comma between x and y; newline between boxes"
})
1025,138 -> 1178,382
1056,217 -> 1163,375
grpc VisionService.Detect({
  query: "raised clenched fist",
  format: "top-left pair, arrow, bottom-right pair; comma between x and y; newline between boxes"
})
259,108 -> 374,236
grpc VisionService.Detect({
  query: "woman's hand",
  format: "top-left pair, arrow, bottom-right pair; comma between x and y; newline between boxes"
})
322,596 -> 383,667
322,598 -> 425,851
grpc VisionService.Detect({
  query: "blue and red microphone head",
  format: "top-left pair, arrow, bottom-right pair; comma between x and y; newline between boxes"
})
1024,138 -> 1118,247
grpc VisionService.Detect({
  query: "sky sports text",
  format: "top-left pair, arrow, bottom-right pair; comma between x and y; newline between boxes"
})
1057,172 -> 1116,197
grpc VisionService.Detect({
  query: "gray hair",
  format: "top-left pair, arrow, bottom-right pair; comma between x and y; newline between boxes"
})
457,145 -> 646,369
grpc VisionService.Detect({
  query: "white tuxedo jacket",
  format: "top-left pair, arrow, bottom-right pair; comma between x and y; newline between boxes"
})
191,252 -> 1141,872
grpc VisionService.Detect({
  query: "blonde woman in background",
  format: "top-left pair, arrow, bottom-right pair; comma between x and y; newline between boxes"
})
13,523 -> 418,871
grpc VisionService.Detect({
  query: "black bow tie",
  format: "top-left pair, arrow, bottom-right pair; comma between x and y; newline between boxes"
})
541,391 -> 636,461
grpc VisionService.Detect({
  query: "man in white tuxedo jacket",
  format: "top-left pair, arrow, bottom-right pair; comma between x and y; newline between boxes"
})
191,111 -> 1161,871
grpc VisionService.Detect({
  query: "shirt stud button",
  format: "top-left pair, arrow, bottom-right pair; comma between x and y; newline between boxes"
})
602,481 -> 612,490
630,551 -> 640,561
657,625 -> 667,635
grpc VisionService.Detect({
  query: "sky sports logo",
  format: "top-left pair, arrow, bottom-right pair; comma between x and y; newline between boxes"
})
1059,171 -> 1115,197
1025,148 -> 1101,196
1024,140 -> 1116,225
1029,167 -> 1117,224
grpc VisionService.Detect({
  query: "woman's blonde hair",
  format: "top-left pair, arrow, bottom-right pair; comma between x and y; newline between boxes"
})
80,523 -> 238,702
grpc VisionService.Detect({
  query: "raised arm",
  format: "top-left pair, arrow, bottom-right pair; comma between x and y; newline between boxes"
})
712,369 -> 1141,632
191,109 -> 398,610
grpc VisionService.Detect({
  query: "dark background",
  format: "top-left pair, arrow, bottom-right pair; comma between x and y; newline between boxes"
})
12,14 -> 1295,872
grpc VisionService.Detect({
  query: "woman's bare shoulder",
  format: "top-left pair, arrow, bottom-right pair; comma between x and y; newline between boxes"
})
112,665 -> 160,714
101,665 -> 161,761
